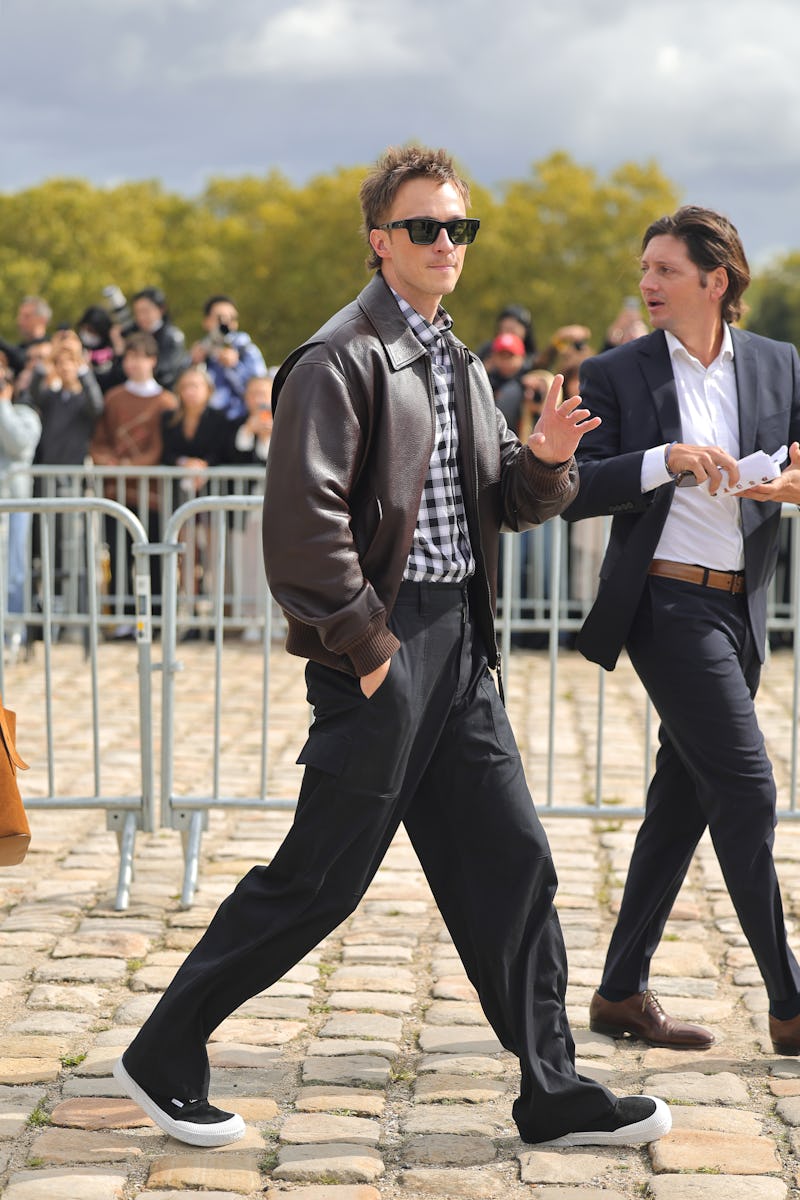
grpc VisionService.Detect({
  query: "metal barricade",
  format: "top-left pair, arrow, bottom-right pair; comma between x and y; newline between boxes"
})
158,495 -> 297,906
2,481 -> 799,909
0,496 -> 156,909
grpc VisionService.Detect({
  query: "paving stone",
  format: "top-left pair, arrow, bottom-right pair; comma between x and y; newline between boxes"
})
215,1095 -> 280,1121
649,1129 -> 781,1174
432,977 -> 479,1002
265,1189 -> 380,1200
770,1079 -> 800,1096
0,1034 -> 75,1058
274,1143 -> 384,1184
402,1104 -> 508,1137
518,1149 -> 616,1183
525,1190 -> 625,1200
208,1043 -> 283,1069
302,1055 -> 392,1089
644,1070 -> 750,1105
640,1048 -> 740,1073
280,1113 -> 381,1145
418,1026 -> 503,1055
418,1054 -> 506,1077
7,1011 -> 94,1035
572,1029 -> 616,1059
414,1073 -> 508,1103
327,991 -> 415,1014
74,1046 -> 127,1077
424,1001 -> 487,1026
50,1097 -> 153,1129
776,1096 -> 800,1124
146,1152 -> 263,1194
295,1087 -> 385,1117
51,932 -> 151,959
210,1017 -> 306,1045
238,995 -> 311,1020
0,1058 -> 61,1084
112,995 -> 159,1024
397,1166 -> 514,1197
403,1133 -> 496,1165
327,966 -> 416,993
148,1194 -> 253,1200
129,965 -> 177,991
29,1126 -> 149,1163
2,1168 -> 129,1199
669,1105 -> 764,1134
648,1177 -> 787,1200
319,1013 -> 403,1040
342,945 -> 414,963
308,1030 -> 397,1053
34,957 -> 128,984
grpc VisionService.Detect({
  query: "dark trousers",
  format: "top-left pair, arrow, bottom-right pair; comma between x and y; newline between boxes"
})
601,577 -> 800,1012
125,580 -> 615,1143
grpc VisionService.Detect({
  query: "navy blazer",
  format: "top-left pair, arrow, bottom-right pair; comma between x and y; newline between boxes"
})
563,327 -> 800,670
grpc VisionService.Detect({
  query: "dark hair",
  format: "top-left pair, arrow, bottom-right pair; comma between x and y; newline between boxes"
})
77,305 -> 112,341
642,205 -> 750,324
124,331 -> 159,358
497,304 -> 536,355
360,144 -> 471,271
203,294 -> 236,316
132,286 -> 167,312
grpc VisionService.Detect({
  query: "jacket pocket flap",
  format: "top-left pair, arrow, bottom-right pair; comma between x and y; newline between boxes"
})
296,731 -> 351,777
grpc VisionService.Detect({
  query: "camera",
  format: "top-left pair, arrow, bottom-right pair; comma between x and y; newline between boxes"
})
202,319 -> 234,353
101,285 -> 132,327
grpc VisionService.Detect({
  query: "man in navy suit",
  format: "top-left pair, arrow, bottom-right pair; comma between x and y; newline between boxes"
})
564,205 -> 800,1053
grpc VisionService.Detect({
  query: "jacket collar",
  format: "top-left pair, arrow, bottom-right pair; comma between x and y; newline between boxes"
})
357,274 -> 467,370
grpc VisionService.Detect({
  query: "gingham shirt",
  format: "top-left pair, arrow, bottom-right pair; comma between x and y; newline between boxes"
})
391,289 -> 475,582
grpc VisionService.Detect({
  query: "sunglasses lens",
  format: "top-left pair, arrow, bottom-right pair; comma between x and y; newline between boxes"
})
449,219 -> 478,244
408,219 -> 439,244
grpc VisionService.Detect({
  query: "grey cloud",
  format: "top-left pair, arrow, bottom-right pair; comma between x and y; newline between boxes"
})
2,0 -> 799,262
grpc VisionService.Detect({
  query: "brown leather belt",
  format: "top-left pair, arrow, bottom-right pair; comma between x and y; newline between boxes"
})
648,558 -> 745,595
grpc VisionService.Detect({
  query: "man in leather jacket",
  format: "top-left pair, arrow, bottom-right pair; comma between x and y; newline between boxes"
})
114,145 -> 670,1151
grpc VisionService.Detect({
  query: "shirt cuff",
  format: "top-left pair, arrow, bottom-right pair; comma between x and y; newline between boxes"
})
642,444 -> 673,493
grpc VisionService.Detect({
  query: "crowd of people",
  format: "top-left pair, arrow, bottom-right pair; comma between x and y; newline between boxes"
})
0,290 -> 274,646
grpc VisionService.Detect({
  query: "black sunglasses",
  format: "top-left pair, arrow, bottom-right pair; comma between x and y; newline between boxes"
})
376,217 -> 481,245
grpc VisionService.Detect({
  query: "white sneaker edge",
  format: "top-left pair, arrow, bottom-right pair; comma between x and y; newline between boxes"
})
539,1096 -> 672,1148
113,1057 -> 245,1147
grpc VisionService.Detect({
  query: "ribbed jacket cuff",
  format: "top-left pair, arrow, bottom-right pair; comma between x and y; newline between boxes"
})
345,613 -> 401,677
523,450 -> 575,498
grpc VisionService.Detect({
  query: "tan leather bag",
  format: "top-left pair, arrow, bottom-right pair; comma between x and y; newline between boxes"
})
0,699 -> 30,865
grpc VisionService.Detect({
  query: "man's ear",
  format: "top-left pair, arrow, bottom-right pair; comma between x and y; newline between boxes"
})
710,266 -> 729,301
369,228 -> 391,262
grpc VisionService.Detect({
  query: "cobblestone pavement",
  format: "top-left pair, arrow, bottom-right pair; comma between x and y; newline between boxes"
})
0,641 -> 800,1199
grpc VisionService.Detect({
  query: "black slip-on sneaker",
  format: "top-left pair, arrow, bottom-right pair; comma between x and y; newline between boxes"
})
539,1095 -> 671,1147
113,1056 -> 245,1147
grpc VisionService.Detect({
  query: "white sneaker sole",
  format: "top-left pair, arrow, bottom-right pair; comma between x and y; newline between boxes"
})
113,1057 -> 246,1147
543,1096 -> 672,1147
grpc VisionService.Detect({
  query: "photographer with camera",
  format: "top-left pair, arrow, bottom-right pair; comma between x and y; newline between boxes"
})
189,295 -> 267,422
105,286 -> 188,392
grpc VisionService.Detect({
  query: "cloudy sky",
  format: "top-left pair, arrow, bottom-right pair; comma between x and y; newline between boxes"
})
4,0 -> 800,266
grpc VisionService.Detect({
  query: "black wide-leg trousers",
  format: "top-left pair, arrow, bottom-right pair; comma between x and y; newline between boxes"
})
601,577 -> 800,1011
125,580 -> 616,1143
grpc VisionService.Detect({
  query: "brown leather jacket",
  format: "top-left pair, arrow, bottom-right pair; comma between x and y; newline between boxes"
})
263,274 -> 578,677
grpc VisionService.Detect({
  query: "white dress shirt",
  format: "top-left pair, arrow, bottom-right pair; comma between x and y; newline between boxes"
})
640,325 -> 744,571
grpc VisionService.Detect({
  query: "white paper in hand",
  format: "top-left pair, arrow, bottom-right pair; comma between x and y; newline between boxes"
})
713,446 -> 787,495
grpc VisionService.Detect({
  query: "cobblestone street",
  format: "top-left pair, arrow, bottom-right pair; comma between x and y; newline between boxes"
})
0,641 -> 799,1199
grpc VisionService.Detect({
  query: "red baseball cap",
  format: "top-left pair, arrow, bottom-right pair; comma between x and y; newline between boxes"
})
491,332 -> 526,356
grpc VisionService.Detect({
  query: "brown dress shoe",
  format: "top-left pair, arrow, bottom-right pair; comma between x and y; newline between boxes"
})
769,1012 -> 800,1055
589,989 -> 714,1049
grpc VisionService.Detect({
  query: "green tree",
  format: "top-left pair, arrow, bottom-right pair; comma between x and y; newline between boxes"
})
457,152 -> 680,353
745,254 -> 800,347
